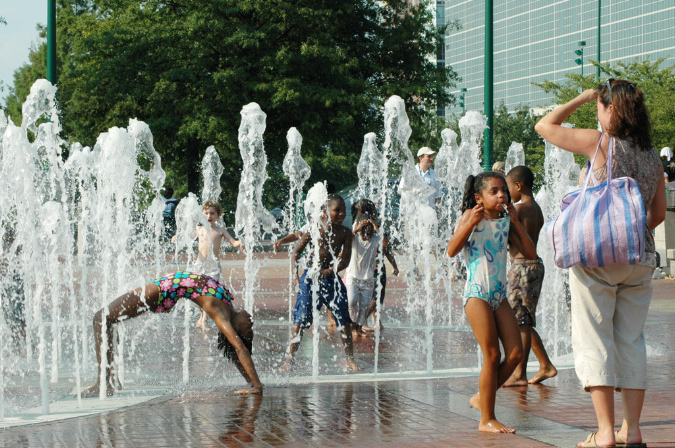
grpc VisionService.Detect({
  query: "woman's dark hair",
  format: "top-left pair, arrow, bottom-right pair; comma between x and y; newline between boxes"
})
351,198 -> 377,218
597,79 -> 652,151
218,331 -> 253,362
460,172 -> 510,212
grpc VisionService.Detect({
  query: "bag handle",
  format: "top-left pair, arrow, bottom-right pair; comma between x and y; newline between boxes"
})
581,133 -> 604,190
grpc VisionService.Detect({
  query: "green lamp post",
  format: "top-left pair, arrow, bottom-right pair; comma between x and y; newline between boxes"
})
47,0 -> 56,84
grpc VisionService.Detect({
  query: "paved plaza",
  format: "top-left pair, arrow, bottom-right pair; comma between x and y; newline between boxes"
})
0,254 -> 673,447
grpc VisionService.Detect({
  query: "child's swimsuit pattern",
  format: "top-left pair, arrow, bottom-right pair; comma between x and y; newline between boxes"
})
463,216 -> 510,311
151,272 -> 233,313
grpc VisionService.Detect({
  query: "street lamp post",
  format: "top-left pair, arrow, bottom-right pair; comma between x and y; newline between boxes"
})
47,0 -> 57,84
575,41 -> 586,76
597,0 -> 602,80
483,0 -> 493,171
459,88 -> 467,114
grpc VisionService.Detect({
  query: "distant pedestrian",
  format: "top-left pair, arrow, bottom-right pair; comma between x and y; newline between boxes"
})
660,146 -> 674,182
492,161 -> 506,176
162,187 -> 179,239
397,147 -> 442,209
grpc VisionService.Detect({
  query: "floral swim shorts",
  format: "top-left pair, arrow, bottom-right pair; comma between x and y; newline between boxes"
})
151,272 -> 233,313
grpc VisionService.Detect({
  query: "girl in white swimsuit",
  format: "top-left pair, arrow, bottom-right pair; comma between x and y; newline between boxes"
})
446,171 -> 537,435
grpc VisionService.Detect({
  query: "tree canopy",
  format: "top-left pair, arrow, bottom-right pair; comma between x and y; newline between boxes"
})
535,58 -> 675,152
3,0 -> 458,216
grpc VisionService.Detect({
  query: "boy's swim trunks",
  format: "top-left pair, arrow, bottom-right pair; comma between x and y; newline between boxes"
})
293,270 -> 352,329
507,257 -> 545,326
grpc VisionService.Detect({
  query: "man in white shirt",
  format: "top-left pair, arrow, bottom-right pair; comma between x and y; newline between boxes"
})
397,147 -> 442,209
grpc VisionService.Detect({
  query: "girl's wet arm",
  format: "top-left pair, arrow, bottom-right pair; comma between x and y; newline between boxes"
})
447,208 -> 480,257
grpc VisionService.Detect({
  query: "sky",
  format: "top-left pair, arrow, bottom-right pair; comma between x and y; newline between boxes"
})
0,0 -> 47,101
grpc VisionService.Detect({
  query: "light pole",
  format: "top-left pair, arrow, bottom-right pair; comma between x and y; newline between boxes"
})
459,88 -> 467,114
597,0 -> 601,80
47,0 -> 56,84
483,0 -> 493,171
575,41 -> 586,76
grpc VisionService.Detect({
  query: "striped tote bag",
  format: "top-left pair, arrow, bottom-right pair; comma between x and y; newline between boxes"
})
546,134 -> 646,269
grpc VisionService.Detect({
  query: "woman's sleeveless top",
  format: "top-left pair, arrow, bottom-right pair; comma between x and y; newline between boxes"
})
579,137 -> 661,262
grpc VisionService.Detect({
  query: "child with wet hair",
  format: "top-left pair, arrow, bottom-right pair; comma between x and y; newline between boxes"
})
193,200 -> 243,330
346,212 -> 381,336
503,166 -> 557,387
282,194 -> 360,372
446,171 -> 536,434
350,199 -> 399,331
81,272 -> 262,398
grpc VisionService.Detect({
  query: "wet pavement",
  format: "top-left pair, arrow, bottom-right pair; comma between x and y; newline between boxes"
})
0,256 -> 673,447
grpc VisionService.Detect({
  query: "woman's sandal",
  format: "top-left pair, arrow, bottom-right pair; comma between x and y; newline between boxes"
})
577,432 -> 615,448
614,430 -> 647,448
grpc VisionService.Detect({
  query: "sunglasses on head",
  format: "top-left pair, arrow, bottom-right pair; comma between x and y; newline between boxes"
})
605,78 -> 638,94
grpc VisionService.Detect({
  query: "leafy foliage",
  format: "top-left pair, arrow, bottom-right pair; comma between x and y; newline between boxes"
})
535,58 -> 675,152
3,0 -> 458,220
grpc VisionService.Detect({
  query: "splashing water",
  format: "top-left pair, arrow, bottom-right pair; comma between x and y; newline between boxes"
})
0,80 -> 575,420
505,142 -> 525,174
303,182 -> 329,379
455,111 -> 487,177
535,123 -> 579,360
235,103 -> 277,312
383,96 -> 438,373
281,127 -> 311,323
201,146 -> 224,203
282,127 -> 311,234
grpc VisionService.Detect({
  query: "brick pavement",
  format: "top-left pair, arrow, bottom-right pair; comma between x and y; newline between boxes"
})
0,275 -> 672,447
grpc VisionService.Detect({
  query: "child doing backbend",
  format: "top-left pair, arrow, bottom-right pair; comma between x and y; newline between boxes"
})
81,272 -> 262,398
446,172 -> 536,434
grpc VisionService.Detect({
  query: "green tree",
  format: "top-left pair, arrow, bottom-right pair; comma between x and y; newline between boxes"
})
4,0 -> 457,218
492,103 -> 546,182
534,58 -> 675,151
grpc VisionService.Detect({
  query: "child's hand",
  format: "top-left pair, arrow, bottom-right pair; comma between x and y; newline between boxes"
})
392,268 -> 399,276
467,204 -> 484,226
273,240 -> 281,251
505,202 -> 518,220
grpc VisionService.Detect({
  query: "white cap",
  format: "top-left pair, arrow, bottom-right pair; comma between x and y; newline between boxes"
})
660,147 -> 672,161
417,147 -> 436,157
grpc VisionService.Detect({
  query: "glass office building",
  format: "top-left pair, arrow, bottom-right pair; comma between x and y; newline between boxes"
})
444,0 -> 675,115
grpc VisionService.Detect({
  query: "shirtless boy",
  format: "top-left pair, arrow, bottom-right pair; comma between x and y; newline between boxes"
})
503,166 -> 557,386
194,200 -> 243,330
281,194 -> 360,372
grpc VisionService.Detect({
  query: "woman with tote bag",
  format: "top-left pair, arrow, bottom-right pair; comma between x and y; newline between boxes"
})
535,80 -> 666,448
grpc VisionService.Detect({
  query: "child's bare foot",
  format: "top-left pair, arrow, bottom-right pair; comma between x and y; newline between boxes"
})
196,313 -> 209,332
469,393 -> 481,411
80,382 -> 115,398
352,326 -> 366,337
346,359 -> 362,372
479,419 -> 516,433
362,326 -> 375,332
279,358 -> 293,374
528,365 -> 557,384
503,374 -> 529,387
